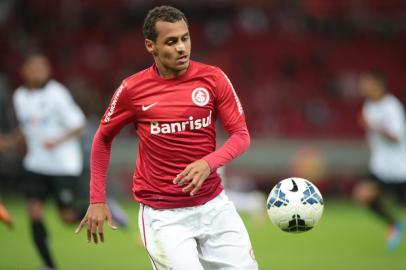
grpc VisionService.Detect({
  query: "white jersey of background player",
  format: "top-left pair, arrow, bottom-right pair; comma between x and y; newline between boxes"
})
354,72 -> 406,251
362,86 -> 406,181
13,79 -> 85,175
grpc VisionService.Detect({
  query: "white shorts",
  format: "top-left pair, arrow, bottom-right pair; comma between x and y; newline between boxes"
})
138,191 -> 258,270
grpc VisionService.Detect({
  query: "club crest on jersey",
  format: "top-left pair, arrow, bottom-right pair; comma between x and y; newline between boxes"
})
192,87 -> 210,106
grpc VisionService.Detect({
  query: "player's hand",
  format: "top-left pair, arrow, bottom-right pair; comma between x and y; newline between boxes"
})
75,203 -> 117,244
173,159 -> 211,196
43,139 -> 59,150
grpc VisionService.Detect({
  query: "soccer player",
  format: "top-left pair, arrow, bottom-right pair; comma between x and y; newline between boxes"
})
76,5 -> 258,270
0,53 -> 86,270
353,72 -> 406,251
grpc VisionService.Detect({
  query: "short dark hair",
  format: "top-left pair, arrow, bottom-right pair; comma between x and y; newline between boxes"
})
143,5 -> 188,42
23,52 -> 47,62
22,52 -> 50,69
366,70 -> 386,87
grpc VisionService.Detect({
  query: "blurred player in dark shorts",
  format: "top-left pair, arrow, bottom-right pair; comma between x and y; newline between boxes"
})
22,171 -> 80,211
0,54 -> 86,270
367,173 -> 406,203
353,72 -> 406,251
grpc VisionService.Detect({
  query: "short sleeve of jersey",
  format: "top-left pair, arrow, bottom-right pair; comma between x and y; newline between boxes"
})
215,68 -> 246,132
53,85 -> 86,130
99,81 -> 136,139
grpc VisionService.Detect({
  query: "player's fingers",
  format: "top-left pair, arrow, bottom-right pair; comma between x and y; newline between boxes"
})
190,175 -> 204,196
182,173 -> 201,193
75,217 -> 86,234
87,229 -> 91,243
86,219 -> 92,243
91,219 -> 99,244
173,165 -> 193,184
92,232 -> 98,244
173,170 -> 187,184
177,170 -> 195,186
99,232 -> 104,243
89,217 -> 100,244
178,166 -> 199,186
190,177 -> 204,196
97,220 -> 104,243
182,181 -> 195,193
107,212 -> 118,230
174,173 -> 188,184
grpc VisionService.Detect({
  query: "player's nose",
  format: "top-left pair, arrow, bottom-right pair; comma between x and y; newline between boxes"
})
175,42 -> 186,52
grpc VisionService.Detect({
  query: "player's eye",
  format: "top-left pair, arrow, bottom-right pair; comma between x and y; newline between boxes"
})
166,39 -> 177,45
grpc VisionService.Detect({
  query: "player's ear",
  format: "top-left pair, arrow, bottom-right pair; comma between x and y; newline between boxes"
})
145,39 -> 157,56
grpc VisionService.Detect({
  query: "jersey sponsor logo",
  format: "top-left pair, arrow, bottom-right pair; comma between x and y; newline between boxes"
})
220,71 -> 243,115
151,110 -> 212,134
142,101 -> 159,111
104,84 -> 125,123
192,87 -> 210,106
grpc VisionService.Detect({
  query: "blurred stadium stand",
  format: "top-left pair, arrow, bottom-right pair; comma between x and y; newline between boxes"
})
1,0 -> 406,194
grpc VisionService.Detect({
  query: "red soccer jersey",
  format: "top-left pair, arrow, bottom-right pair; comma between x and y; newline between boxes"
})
99,60 -> 246,209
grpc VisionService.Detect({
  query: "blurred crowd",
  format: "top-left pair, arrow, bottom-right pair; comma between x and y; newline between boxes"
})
1,0 -> 406,139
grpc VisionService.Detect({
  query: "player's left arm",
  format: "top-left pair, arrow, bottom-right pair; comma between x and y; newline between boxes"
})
0,127 -> 25,152
376,128 -> 399,143
43,87 -> 86,150
174,69 -> 250,195
367,100 -> 405,144
378,102 -> 405,143
76,81 -> 134,243
43,126 -> 84,150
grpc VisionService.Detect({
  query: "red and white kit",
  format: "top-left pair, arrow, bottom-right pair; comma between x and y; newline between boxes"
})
91,60 -> 257,269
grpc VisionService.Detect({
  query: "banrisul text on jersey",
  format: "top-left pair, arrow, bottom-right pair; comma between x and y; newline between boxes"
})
151,111 -> 212,134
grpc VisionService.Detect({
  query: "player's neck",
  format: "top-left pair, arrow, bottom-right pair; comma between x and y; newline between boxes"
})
370,90 -> 386,101
24,80 -> 49,90
155,62 -> 188,79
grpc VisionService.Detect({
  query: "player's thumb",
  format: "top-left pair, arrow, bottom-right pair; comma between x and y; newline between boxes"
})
107,213 -> 118,230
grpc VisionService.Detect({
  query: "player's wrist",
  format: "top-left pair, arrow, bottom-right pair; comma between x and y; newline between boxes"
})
201,157 -> 214,172
90,197 -> 107,204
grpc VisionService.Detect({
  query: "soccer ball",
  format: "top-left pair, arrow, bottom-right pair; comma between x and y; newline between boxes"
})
266,177 -> 324,233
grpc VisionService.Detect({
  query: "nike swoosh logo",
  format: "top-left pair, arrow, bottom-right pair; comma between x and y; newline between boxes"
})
290,179 -> 298,192
142,102 -> 159,111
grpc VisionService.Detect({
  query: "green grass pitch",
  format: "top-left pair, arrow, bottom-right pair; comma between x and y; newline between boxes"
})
0,197 -> 405,270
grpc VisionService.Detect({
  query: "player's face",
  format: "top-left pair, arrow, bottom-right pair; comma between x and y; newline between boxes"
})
21,55 -> 51,88
145,19 -> 191,78
359,75 -> 384,101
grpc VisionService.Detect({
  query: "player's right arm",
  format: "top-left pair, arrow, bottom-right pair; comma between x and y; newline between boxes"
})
0,92 -> 25,152
75,81 -> 136,244
0,128 -> 24,153
174,68 -> 250,195
43,86 -> 86,150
